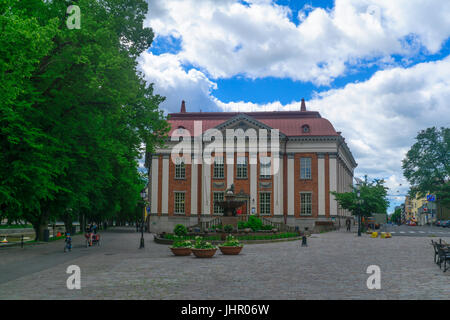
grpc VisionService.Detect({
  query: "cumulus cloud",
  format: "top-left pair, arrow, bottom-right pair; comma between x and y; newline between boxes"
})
217,57 -> 450,202
140,0 -> 450,210
138,52 -> 218,113
145,0 -> 450,84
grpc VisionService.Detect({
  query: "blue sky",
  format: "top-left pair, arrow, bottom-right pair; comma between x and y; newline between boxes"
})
141,0 -> 450,213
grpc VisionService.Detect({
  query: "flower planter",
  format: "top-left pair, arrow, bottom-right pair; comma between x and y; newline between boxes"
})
219,246 -> 243,255
170,247 -> 192,256
191,248 -> 217,258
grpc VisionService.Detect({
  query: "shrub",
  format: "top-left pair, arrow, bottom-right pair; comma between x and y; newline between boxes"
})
223,224 -> 233,233
261,225 -> 273,230
237,221 -> 246,229
247,216 -> 263,231
173,224 -> 188,237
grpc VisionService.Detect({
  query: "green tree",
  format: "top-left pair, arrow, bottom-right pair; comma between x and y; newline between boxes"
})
330,176 -> 390,218
390,208 -> 402,224
0,0 -> 169,239
402,127 -> 450,208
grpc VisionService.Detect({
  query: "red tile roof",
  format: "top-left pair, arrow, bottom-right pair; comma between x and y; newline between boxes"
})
167,110 -> 338,137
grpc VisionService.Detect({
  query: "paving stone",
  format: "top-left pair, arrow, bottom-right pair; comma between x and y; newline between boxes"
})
0,228 -> 448,299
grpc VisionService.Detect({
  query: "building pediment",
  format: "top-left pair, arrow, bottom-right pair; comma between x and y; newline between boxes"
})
211,113 -> 287,139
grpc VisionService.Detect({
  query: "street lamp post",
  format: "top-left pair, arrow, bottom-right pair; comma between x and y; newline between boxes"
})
139,189 -> 147,249
357,190 -> 361,237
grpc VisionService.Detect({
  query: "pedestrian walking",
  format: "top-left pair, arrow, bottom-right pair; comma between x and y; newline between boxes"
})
346,218 -> 351,232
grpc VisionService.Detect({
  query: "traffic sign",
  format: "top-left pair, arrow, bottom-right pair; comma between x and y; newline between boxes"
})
427,195 -> 435,202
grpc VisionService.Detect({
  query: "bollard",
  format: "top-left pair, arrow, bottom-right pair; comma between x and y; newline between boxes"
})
21,235 -> 24,248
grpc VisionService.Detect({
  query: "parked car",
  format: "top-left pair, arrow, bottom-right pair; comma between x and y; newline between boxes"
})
436,220 -> 442,227
406,221 -> 417,226
442,220 -> 450,228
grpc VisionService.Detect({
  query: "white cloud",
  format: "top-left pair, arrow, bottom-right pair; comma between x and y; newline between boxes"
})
146,0 -> 450,84
216,56 -> 450,201
138,52 -> 217,113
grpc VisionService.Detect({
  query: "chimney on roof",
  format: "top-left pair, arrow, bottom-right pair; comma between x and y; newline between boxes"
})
180,100 -> 186,113
300,98 -> 307,112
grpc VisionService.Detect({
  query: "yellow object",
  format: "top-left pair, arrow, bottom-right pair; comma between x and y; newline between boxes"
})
1,237 -> 8,243
385,232 -> 392,238
380,232 -> 386,238
371,232 -> 378,238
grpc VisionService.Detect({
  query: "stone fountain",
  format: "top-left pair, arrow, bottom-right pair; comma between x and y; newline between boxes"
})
214,184 -> 245,228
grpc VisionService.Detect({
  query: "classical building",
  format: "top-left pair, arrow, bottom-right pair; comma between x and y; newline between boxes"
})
145,100 -> 357,233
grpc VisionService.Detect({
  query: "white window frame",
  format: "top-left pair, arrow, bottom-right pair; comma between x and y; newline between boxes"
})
260,156 -> 271,179
174,192 -> 185,214
175,157 -> 185,179
300,192 -> 312,216
236,156 -> 248,179
259,192 -> 271,216
300,157 -> 311,180
213,156 -> 224,179
213,192 -> 225,214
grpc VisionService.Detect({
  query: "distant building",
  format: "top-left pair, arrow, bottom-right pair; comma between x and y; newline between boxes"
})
404,196 -> 412,221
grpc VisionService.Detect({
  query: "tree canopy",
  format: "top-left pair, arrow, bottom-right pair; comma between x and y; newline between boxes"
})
402,127 -> 450,207
330,176 -> 390,217
0,0 -> 169,239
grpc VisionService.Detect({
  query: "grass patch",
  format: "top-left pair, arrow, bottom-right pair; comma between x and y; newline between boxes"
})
0,224 -> 33,229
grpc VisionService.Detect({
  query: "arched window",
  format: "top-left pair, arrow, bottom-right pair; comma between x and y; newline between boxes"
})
177,126 -> 185,134
302,124 -> 310,133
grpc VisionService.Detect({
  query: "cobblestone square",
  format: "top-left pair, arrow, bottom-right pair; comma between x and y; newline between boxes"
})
0,228 -> 448,300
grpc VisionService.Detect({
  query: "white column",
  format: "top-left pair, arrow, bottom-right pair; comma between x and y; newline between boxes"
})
250,155 -> 257,213
287,154 -> 294,215
318,154 -> 325,216
202,161 -> 211,215
273,154 -> 283,215
191,154 -> 198,215
329,154 -> 338,216
150,155 -> 159,214
161,155 -> 169,215
227,162 -> 234,189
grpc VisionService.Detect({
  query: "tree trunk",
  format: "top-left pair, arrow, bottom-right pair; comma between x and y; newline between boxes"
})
33,220 -> 48,241
62,214 -> 73,235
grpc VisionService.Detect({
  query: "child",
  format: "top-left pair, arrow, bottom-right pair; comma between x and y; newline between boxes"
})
64,233 -> 72,252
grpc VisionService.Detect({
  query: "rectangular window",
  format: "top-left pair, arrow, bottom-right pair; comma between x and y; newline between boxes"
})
213,156 -> 224,179
236,156 -> 248,178
213,192 -> 225,214
260,156 -> 271,179
300,157 -> 311,179
175,157 -> 185,179
174,192 -> 185,214
260,192 -> 271,215
300,193 -> 312,216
